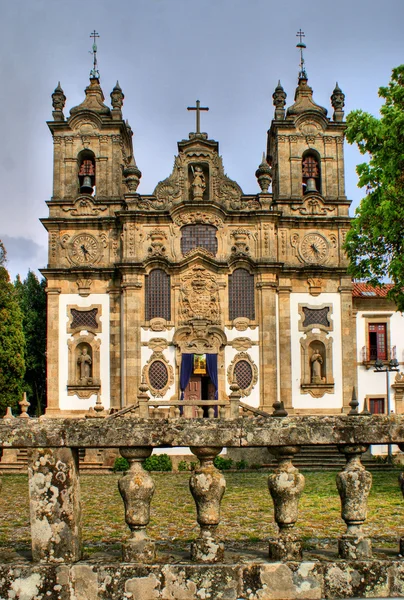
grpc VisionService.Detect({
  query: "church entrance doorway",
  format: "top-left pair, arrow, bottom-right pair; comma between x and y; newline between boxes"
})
180,353 -> 218,416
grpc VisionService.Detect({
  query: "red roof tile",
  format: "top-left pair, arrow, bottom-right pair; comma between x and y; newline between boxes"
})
352,283 -> 394,298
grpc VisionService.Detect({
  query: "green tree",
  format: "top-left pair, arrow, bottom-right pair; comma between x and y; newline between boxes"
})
345,65 -> 404,311
14,271 -> 46,415
0,242 -> 25,415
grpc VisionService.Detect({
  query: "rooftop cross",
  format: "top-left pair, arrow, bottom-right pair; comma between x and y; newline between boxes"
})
187,100 -> 209,134
90,30 -> 100,79
296,29 -> 307,80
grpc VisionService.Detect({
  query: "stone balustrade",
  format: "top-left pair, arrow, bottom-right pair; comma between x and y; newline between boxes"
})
1,415 -> 404,598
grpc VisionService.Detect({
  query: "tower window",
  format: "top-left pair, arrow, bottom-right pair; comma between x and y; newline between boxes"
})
180,224 -> 218,256
78,150 -> 96,195
302,152 -> 321,194
145,269 -> 171,321
229,268 -> 255,320
368,323 -> 387,361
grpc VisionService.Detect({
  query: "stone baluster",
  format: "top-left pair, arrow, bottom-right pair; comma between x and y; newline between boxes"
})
398,443 -> 404,555
267,446 -> 305,560
28,447 -> 82,562
118,447 -> 155,562
189,446 -> 226,562
336,444 -> 372,559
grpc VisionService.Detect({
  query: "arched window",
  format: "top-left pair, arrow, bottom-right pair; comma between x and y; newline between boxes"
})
228,268 -> 255,320
302,151 -> 321,194
78,150 -> 96,195
145,269 -> 171,321
180,224 -> 218,256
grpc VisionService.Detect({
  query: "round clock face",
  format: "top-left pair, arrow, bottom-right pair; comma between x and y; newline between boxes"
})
300,233 -> 329,264
69,233 -> 100,266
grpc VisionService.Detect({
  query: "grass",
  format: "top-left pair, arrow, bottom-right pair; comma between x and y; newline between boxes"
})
0,470 -> 403,555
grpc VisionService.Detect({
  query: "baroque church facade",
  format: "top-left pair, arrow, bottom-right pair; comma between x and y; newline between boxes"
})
42,66 -> 404,419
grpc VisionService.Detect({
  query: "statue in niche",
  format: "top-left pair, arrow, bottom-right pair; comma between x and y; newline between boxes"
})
77,346 -> 92,384
310,350 -> 324,384
191,165 -> 206,200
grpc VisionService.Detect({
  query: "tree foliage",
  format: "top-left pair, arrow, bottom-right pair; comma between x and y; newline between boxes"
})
0,242 -> 25,415
345,65 -> 404,311
14,271 -> 47,415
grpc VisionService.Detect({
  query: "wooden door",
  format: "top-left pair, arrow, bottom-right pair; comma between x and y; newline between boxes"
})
184,376 -> 202,417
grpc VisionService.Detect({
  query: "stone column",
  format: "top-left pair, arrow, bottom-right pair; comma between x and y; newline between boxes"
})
189,446 -> 226,562
45,286 -> 61,416
122,274 -> 143,406
108,286 -> 122,411
28,447 -> 82,562
267,446 -> 305,560
257,274 -> 278,412
118,447 -> 155,562
339,278 -> 356,413
278,279 -> 292,411
336,444 -> 372,559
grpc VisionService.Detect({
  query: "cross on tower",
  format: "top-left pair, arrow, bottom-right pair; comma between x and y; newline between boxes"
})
187,100 -> 209,134
296,29 -> 307,80
296,29 -> 305,45
90,30 -> 100,79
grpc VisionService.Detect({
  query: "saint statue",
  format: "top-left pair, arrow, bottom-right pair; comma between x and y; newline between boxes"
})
77,347 -> 92,383
310,350 -> 323,384
191,166 -> 206,200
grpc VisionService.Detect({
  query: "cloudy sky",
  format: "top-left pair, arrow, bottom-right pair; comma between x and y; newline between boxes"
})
0,0 -> 402,280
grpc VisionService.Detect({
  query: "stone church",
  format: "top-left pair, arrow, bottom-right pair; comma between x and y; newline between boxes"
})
42,58 -> 363,419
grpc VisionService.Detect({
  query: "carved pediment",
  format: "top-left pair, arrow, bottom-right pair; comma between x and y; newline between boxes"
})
62,196 -> 108,216
173,324 -> 227,354
291,195 -> 335,216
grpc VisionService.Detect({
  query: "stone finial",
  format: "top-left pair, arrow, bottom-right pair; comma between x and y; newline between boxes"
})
287,78 -> 327,118
124,159 -> 142,194
272,399 -> 288,417
361,397 -> 371,416
138,377 -> 150,418
331,82 -> 345,122
110,81 -> 124,116
348,386 -> 359,415
255,152 -> 272,193
52,82 -> 66,121
273,80 -> 287,120
70,77 -> 110,116
3,407 -> 15,419
189,446 -> 226,562
19,392 -> 30,418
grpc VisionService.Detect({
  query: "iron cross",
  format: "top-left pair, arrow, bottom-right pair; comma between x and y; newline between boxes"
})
187,100 -> 209,134
296,29 -> 305,45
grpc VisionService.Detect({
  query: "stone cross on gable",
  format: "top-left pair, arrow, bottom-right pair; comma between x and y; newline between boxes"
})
187,100 -> 209,134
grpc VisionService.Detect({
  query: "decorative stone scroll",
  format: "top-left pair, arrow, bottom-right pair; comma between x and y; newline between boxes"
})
336,444 -> 372,559
189,446 -> 226,562
142,351 -> 174,398
62,196 -> 107,216
173,324 -> 227,355
227,352 -> 258,397
291,196 -> 335,216
267,446 -> 305,560
147,228 -> 167,257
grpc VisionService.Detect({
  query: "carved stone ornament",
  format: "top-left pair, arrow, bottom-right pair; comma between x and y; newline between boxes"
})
62,197 -> 108,217
179,266 -> 220,325
232,317 -> 251,332
227,352 -> 258,397
300,330 -> 334,398
230,228 -> 251,257
298,303 -> 333,333
173,325 -> 227,355
147,338 -> 169,352
291,197 -> 335,216
173,212 -> 223,229
149,318 -> 167,332
147,228 -> 167,257
142,351 -> 174,398
67,305 -> 102,334
231,337 -> 253,351
299,233 -> 330,265
67,332 -> 101,399
307,278 -> 323,297
76,278 -> 93,297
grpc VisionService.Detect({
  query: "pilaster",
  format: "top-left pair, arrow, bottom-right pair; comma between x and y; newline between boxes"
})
257,274 -> 278,411
278,278 -> 292,410
122,274 -> 143,406
339,277 -> 355,412
45,287 -> 61,415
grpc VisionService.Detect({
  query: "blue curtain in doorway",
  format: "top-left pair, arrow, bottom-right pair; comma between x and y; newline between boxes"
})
180,354 -> 194,400
206,354 -> 218,400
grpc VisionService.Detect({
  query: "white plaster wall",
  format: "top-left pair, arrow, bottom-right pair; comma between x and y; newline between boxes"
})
141,328 -> 176,401
290,293 -> 342,410
59,294 -> 110,411
356,310 -> 404,413
224,327 -> 260,408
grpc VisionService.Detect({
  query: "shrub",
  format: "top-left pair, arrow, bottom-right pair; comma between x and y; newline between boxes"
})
190,461 -> 199,471
144,454 -> 172,472
113,456 -> 129,472
213,456 -> 233,470
250,463 -> 261,470
236,459 -> 248,470
178,460 -> 189,472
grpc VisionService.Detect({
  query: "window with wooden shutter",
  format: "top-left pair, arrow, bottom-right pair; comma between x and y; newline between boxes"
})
368,323 -> 387,360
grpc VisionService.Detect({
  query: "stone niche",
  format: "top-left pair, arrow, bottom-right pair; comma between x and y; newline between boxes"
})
66,305 -> 101,399
298,303 -> 334,398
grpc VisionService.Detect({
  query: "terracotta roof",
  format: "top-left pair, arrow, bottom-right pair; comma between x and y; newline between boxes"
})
352,283 -> 394,298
